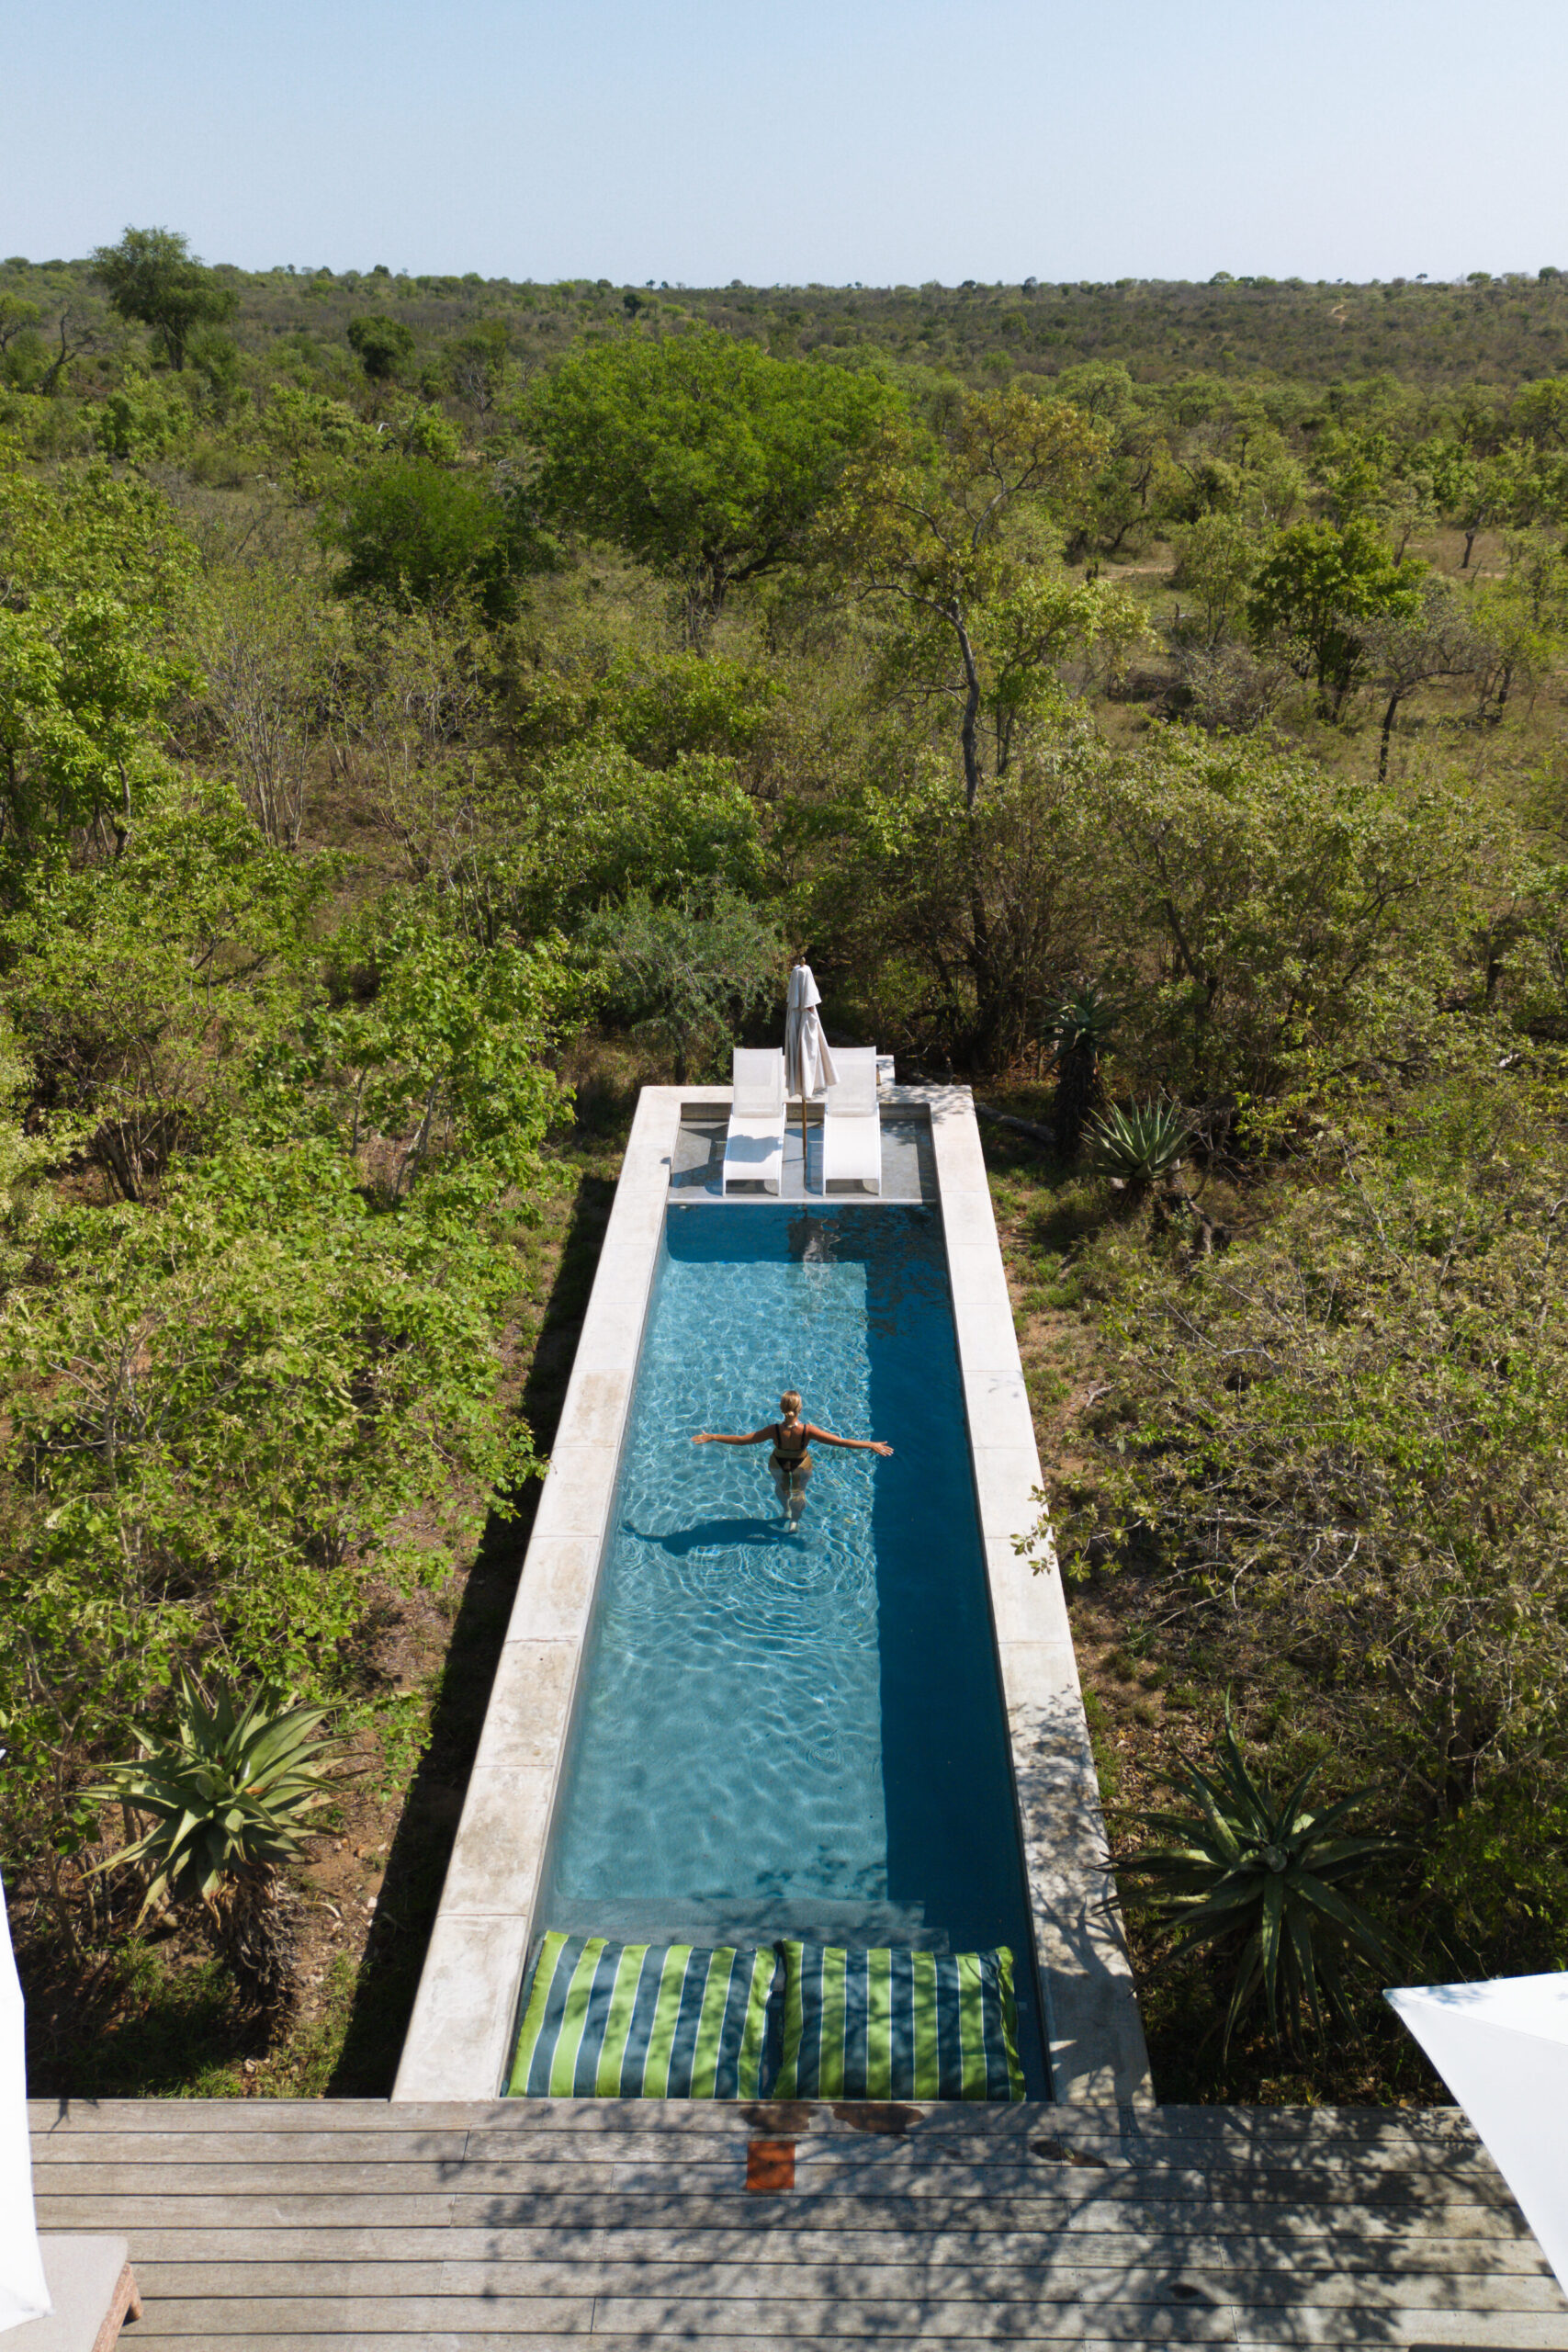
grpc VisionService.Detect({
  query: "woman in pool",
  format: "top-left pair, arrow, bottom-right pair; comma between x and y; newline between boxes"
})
693,1391 -> 893,1527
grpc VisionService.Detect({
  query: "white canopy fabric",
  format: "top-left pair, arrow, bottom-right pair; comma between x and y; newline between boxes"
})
1386,1973 -> 1568,2295
784,963 -> 837,1101
0,1873 -> 50,2331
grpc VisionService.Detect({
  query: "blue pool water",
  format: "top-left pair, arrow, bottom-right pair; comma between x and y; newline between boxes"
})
536,1201 -> 1047,2092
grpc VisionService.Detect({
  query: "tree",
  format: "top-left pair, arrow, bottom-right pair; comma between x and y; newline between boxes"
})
320,458 -> 547,616
446,319 -> 511,413
1087,728 -> 1490,1102
1042,1091 -> 1568,1837
346,313 -> 415,385
187,567 -> 347,847
89,227 -> 237,371
1350,579 -> 1483,780
1,1133 -> 544,1859
580,887 -> 783,1081
2,779 -> 325,1198
1247,518 -> 1424,718
1170,511 -> 1264,649
826,386 -> 1111,810
521,330 -> 896,642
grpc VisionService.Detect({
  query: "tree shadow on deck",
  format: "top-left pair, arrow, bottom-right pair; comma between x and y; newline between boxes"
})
326,1167 -> 619,2095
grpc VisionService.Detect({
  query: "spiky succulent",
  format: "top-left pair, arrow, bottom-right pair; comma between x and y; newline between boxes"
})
1042,981 -> 1118,1061
88,1675 -> 338,1917
1042,983 -> 1117,1160
1116,1714 -> 1407,2057
1086,1099 -> 1190,1186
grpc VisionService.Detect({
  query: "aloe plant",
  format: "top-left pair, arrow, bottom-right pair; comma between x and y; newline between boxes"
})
88,1675 -> 340,2019
1086,1099 -> 1190,1187
1042,983 -> 1117,1160
1116,1714 -> 1407,2058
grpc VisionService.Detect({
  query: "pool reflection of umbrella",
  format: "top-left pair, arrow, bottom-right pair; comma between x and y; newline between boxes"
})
784,963 -> 837,1193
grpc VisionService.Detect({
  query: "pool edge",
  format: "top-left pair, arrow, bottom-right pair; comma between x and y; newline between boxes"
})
392,1083 -> 1152,2108
924,1084 -> 1153,2110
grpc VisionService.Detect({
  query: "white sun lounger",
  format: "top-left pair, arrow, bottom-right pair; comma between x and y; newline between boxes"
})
821,1047 -> 883,1193
722,1048 -> 785,1193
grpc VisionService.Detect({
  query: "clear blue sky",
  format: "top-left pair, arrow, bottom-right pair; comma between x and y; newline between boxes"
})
8,0 -> 1566,286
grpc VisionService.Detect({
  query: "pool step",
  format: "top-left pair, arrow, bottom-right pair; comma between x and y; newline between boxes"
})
546,1901 -> 933,1949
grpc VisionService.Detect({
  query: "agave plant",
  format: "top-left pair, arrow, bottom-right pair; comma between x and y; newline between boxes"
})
1116,1714 -> 1407,2059
87,1675 -> 340,2021
1041,983 -> 1117,1160
1085,1099 -> 1190,1188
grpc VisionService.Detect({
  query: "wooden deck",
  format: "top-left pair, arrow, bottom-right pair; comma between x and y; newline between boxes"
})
28,2095 -> 1568,2348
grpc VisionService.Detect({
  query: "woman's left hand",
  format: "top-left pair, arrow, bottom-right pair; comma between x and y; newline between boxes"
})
870,1442 -> 894,1456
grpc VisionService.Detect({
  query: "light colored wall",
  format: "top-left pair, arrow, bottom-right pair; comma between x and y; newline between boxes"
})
393,1083 -> 1149,2106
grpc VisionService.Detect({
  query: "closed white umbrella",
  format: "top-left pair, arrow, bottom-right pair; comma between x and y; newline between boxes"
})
784,963 -> 837,1194
1387,1972 -> 1568,2296
1,1871 -> 51,2331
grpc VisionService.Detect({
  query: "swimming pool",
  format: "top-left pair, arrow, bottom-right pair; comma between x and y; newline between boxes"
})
534,1200 -> 1049,2094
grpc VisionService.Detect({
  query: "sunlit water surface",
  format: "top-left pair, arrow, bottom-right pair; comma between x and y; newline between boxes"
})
536,1202 -> 1045,2088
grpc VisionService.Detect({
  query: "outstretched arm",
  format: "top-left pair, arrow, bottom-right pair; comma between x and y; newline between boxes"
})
804,1423 -> 894,1457
693,1427 -> 774,1446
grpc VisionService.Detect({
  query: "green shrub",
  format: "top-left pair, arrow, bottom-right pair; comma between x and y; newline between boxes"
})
1117,1713 -> 1405,2056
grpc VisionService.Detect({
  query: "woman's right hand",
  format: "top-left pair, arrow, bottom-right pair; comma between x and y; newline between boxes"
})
693,1432 -> 713,1444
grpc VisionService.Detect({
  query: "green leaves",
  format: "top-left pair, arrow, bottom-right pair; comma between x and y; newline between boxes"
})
315,905 -> 575,1196
85,1675 -> 340,1916
1248,517 -> 1425,716
89,227 -> 238,372
1085,1100 -> 1190,1187
1,1132 -> 542,1826
522,330 -> 897,637
321,458 -> 551,616
1118,1713 -> 1407,2056
1062,1082 -> 1568,1839
580,886 -> 783,1083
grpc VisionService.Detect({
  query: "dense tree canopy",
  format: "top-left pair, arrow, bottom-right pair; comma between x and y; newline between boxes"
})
521,329 -> 897,638
89,227 -> 237,371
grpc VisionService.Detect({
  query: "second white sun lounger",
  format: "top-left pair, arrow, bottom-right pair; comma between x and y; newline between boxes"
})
723,1048 -> 785,1193
821,1047 -> 883,1193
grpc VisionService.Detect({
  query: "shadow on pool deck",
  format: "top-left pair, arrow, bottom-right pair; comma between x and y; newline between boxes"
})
326,1168 -> 619,2095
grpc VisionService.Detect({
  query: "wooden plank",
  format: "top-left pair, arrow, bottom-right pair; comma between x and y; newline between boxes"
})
1232,2315 -> 1568,2350
31,2161 -> 476,2194
446,2190 -> 1533,2240
28,2098 -> 481,2130
121,2296 -> 595,2335
106,2223 -> 1556,2276
587,2298 -> 1237,2340
31,2131 -> 472,2165
442,2164 -> 1523,2201
99,2341 -> 1254,2352
128,2256 -> 1568,2314
26,2095 -> 1477,2142
36,2182 -> 460,2220
94,2340 -> 480,2352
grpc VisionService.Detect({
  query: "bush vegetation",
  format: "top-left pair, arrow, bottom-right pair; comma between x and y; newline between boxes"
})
3,226 -> 1568,2098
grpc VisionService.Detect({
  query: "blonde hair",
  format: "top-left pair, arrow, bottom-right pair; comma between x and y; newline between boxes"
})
780,1391 -> 803,1417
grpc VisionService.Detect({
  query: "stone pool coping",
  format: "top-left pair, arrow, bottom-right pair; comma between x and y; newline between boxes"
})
392,1084 -> 1150,2106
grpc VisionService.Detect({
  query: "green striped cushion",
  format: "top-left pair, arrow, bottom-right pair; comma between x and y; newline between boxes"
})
773,1940 -> 1026,2102
507,1931 -> 776,2098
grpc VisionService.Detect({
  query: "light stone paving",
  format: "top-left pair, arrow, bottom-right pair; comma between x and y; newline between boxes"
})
394,1087 -> 685,2102
394,1083 -> 1149,2107
922,1085 -> 1151,2109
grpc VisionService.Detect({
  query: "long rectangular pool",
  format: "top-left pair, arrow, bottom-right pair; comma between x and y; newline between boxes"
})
535,1200 -> 1048,2094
